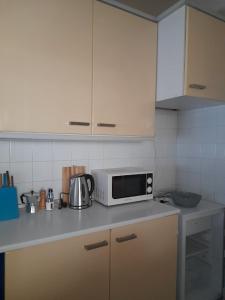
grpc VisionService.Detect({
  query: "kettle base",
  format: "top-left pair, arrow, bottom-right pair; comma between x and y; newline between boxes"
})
69,201 -> 92,210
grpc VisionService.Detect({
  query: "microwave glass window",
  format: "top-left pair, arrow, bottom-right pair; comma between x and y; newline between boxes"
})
112,174 -> 146,199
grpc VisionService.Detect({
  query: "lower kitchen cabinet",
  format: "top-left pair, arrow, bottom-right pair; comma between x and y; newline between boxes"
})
4,215 -> 178,300
5,230 -> 110,300
110,215 -> 178,300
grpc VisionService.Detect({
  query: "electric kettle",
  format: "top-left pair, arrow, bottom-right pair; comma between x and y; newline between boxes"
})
69,174 -> 95,209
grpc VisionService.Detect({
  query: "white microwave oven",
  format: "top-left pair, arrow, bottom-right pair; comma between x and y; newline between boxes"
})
92,167 -> 153,206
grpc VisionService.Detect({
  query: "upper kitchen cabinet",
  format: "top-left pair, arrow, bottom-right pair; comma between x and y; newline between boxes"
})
0,0 -> 93,134
92,1 -> 157,137
157,6 -> 225,109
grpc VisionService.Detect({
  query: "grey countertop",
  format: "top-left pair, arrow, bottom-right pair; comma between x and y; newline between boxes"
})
0,200 -> 179,253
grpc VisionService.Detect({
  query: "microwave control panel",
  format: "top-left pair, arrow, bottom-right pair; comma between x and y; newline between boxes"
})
146,173 -> 153,194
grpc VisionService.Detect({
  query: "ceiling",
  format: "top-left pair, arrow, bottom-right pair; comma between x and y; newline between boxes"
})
111,0 -> 225,21
114,0 -> 179,17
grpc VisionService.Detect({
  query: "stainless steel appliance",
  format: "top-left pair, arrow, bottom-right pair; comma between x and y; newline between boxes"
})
92,167 -> 153,206
69,174 -> 94,209
20,190 -> 39,213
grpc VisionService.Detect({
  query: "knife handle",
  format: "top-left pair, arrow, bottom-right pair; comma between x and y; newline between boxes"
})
3,173 -> 7,187
10,176 -> 14,187
6,171 -> 10,187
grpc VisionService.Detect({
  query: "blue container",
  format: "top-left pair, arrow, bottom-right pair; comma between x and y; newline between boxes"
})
0,187 -> 19,221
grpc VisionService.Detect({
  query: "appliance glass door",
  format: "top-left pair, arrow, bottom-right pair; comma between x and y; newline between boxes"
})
184,214 -> 223,300
112,174 -> 146,199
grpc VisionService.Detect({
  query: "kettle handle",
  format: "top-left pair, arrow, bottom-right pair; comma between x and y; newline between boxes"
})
84,174 -> 95,197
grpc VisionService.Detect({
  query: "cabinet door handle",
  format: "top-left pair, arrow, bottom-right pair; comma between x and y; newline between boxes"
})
68,121 -> 90,126
84,240 -> 109,251
116,233 -> 137,243
189,84 -> 206,90
97,123 -> 116,128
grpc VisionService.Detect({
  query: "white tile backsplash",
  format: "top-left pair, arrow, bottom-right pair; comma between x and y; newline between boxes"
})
0,141 -> 10,162
32,141 -> 52,162
0,110 -> 178,201
11,162 -> 33,183
10,141 -> 33,162
32,162 -> 53,182
52,141 -> 72,161
177,105 -> 225,204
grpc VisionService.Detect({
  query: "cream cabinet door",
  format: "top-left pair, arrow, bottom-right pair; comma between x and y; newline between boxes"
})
93,1 -> 157,137
0,0 -> 92,134
110,215 -> 178,300
185,7 -> 225,101
5,231 -> 110,300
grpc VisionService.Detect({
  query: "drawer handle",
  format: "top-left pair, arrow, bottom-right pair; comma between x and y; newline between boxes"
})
84,240 -> 108,251
69,121 -> 90,126
97,123 -> 116,128
116,233 -> 137,243
189,84 -> 206,90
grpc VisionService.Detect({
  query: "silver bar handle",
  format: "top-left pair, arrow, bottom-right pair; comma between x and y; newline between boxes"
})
84,240 -> 108,251
189,84 -> 206,90
97,123 -> 116,128
69,121 -> 90,126
116,233 -> 137,243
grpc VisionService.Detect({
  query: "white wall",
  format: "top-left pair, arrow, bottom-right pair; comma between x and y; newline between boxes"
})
0,110 -> 177,201
177,105 -> 225,204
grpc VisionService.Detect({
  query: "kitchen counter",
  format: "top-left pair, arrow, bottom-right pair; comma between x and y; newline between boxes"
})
0,200 -> 179,253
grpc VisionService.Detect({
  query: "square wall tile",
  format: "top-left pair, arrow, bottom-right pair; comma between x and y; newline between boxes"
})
0,141 -> 10,162
88,142 -> 103,160
52,141 -> 72,161
11,162 -> 32,183
32,141 -> 52,162
71,142 -> 89,160
33,162 -> 52,181
10,141 -> 33,162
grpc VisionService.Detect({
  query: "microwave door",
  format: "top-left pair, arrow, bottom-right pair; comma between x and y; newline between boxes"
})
112,174 -> 146,199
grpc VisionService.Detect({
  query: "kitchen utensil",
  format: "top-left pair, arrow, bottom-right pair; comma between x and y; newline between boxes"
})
58,193 -> 68,209
62,167 -> 71,203
6,171 -> 10,186
69,173 -> 95,209
169,191 -> 201,208
46,188 -> 54,210
20,191 -> 39,213
39,190 -> 46,209
10,176 -> 14,187
0,175 -> 2,188
3,173 -> 8,187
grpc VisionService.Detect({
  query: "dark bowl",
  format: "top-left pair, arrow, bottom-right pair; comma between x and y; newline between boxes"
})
170,191 -> 202,208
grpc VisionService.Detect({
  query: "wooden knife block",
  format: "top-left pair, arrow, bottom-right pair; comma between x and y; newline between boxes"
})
62,166 -> 85,203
